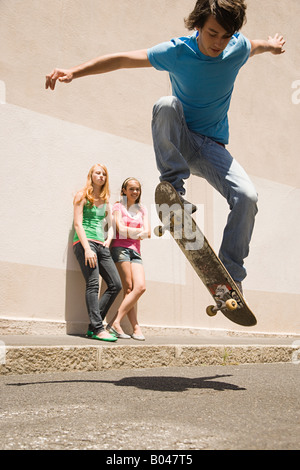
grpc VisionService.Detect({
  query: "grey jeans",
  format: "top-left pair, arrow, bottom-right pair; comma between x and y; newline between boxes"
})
151,96 -> 258,282
74,241 -> 122,334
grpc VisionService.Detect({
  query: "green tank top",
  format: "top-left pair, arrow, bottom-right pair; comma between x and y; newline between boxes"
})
73,202 -> 107,244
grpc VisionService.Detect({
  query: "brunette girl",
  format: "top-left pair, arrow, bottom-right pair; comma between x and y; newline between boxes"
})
108,178 -> 150,340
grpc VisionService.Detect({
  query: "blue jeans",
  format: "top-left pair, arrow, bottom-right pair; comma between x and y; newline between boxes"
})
110,246 -> 143,264
73,242 -> 122,334
151,96 -> 258,282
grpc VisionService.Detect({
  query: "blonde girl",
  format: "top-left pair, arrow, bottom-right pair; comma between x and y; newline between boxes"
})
73,164 -> 122,341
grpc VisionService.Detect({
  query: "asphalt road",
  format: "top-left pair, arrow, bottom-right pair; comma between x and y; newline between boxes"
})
1,363 -> 299,451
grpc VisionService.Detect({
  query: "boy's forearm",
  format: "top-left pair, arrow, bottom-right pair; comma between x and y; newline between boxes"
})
71,50 -> 151,79
45,49 -> 151,90
250,34 -> 285,57
250,40 -> 272,56
71,54 -> 124,78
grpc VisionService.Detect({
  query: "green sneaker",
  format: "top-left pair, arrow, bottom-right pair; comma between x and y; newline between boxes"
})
91,333 -> 117,342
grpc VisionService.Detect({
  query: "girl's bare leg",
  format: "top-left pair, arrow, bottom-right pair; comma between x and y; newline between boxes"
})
111,262 -> 145,334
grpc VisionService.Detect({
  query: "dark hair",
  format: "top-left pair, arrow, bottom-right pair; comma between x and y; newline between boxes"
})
120,177 -> 142,205
184,0 -> 247,35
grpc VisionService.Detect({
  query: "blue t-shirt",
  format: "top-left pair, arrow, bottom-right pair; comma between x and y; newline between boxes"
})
147,32 -> 251,144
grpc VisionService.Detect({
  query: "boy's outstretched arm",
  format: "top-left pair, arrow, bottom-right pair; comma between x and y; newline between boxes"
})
250,33 -> 285,57
45,49 -> 151,90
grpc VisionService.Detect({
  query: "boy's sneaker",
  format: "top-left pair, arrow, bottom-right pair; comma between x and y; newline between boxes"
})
235,281 -> 243,296
178,195 -> 197,214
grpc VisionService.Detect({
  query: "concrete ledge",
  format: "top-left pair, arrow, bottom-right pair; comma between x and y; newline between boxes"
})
0,344 -> 296,376
0,318 -> 67,336
2,317 -> 300,338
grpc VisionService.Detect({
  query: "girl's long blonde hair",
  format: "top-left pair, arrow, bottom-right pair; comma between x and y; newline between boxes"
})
76,164 -> 110,206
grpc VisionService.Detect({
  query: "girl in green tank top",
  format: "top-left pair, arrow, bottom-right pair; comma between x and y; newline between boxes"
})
73,164 -> 121,342
73,202 -> 107,245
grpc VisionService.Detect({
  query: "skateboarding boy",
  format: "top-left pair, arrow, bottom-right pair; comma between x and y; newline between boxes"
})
45,0 -> 285,291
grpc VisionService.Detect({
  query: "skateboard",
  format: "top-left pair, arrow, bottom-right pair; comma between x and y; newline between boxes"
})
154,181 -> 257,327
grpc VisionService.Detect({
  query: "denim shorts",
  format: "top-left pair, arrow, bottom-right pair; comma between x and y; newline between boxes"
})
110,246 -> 143,264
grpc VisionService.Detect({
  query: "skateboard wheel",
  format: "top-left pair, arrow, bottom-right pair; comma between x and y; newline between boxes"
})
225,299 -> 238,311
154,225 -> 165,237
206,305 -> 217,317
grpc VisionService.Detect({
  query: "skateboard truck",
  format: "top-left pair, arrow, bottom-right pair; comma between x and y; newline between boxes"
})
206,283 -> 239,317
154,211 -> 181,237
153,224 -> 168,237
206,298 -> 238,317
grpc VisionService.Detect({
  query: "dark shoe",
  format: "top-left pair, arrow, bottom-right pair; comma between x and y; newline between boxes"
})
179,195 -> 197,214
235,281 -> 243,296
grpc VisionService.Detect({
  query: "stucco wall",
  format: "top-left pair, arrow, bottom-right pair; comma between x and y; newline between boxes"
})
0,0 -> 299,335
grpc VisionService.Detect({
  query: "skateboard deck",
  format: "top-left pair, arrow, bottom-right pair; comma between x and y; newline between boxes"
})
154,181 -> 257,327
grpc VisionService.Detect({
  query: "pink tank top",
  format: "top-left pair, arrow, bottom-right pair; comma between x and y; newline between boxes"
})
111,202 -> 146,254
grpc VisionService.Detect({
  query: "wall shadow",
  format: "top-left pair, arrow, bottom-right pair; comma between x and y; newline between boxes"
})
64,227 -> 88,335
64,227 -> 132,335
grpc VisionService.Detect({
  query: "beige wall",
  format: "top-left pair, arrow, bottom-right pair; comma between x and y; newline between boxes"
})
0,0 -> 299,335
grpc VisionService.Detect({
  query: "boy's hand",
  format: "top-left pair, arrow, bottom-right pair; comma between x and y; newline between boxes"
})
268,33 -> 286,55
45,68 -> 74,90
